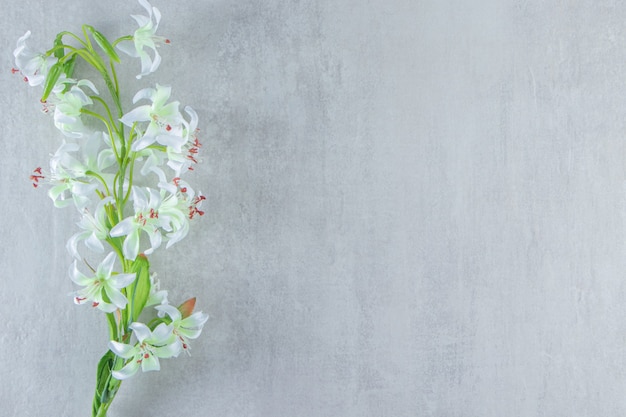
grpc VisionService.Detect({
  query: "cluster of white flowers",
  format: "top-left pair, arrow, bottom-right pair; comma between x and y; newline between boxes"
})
15,0 -> 208,386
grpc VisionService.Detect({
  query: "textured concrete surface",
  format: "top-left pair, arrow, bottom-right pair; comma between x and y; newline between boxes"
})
3,0 -> 626,416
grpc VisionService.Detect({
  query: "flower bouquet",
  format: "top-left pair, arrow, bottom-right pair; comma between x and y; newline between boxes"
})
13,1 -> 208,415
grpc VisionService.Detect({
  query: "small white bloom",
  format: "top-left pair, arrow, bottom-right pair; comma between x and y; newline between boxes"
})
47,132 -> 113,209
155,304 -> 208,355
159,189 -> 193,247
109,183 -> 198,260
67,197 -> 113,259
109,186 -> 167,260
70,252 -> 136,313
117,0 -> 170,79
53,80 -> 99,138
13,31 -> 57,87
166,106 -> 202,176
48,142 -> 99,209
121,84 -> 187,152
129,106 -> 201,194
109,322 -> 181,380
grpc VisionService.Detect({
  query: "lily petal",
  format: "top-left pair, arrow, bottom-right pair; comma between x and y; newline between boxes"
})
121,105 -> 152,126
140,354 -> 160,372
109,341 -> 136,358
112,359 -> 141,380
122,231 -> 141,261
110,217 -> 137,237
130,322 -> 152,343
112,272 -> 137,289
154,342 -> 181,359
104,287 -> 128,309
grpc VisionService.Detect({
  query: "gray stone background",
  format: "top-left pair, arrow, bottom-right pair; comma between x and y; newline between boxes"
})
2,0 -> 626,416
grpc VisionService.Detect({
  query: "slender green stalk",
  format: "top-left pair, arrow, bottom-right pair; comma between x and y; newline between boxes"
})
86,170 -> 111,196
91,96 -> 120,137
110,61 -> 120,103
57,31 -> 89,48
123,153 -> 137,206
112,35 -> 133,47
82,25 -> 95,52
81,109 -> 118,147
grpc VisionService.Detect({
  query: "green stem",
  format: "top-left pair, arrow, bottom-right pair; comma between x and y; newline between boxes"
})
93,372 -> 122,417
58,31 -> 89,48
123,153 -> 137,205
112,35 -> 133,47
86,170 -> 111,197
81,109 -> 120,160
110,61 -> 120,103
62,47 -> 107,74
82,25 -> 95,53
95,400 -> 112,417
91,96 -> 120,136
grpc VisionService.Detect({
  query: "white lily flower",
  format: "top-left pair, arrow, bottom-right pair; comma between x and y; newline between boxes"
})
47,132 -> 114,209
153,169 -> 197,245
151,169 -> 200,247
109,322 -> 181,380
166,106 -> 202,176
155,304 -> 208,355
110,183 -> 197,260
125,104 -> 199,180
67,197 -> 113,259
48,142 -> 99,209
109,186 -> 167,260
53,80 -> 99,138
70,252 -> 136,313
121,84 -> 187,152
13,31 -> 57,87
117,0 -> 169,79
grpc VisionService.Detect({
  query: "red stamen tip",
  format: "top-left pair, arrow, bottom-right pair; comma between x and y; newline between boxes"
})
30,168 -> 45,188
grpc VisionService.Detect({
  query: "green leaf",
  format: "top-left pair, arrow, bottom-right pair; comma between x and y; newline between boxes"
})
128,254 -> 151,325
86,26 -> 121,63
41,62 -> 63,101
92,350 -> 114,417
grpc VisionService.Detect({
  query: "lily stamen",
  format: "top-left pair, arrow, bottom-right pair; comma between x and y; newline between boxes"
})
30,167 -> 45,188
